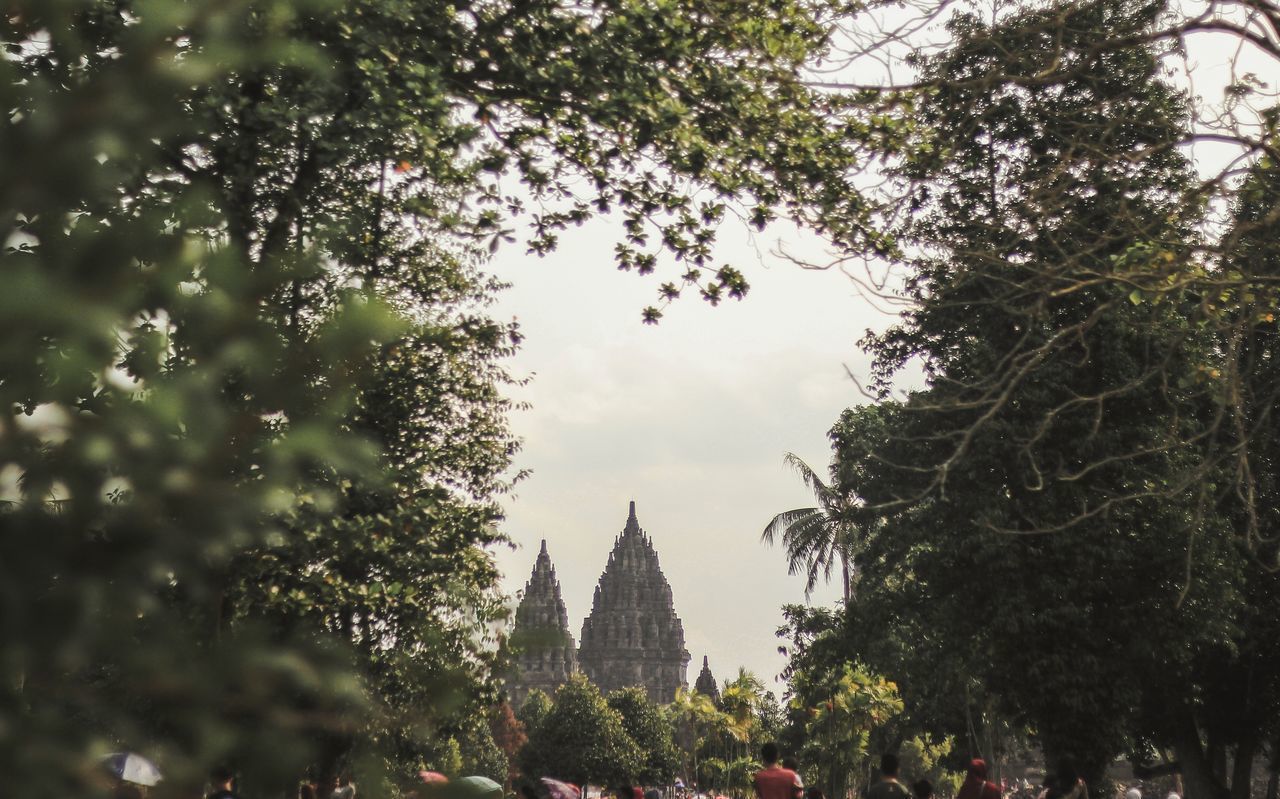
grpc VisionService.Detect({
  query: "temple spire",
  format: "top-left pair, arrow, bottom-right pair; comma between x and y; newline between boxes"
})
694,654 -> 719,701
579,501 -> 690,703
623,500 -> 640,535
508,540 -> 578,708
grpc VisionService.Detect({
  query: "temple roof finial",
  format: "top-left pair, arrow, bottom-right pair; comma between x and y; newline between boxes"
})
703,655 -> 709,668
539,538 -> 548,555
628,500 -> 636,521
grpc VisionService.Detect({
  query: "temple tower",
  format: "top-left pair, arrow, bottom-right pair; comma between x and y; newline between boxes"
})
694,655 -> 720,701
508,540 -> 578,708
578,501 -> 691,703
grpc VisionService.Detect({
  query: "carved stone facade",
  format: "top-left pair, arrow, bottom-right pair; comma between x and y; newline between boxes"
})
694,655 -> 719,701
508,540 -> 578,709
508,502 -> 692,705
578,502 -> 691,703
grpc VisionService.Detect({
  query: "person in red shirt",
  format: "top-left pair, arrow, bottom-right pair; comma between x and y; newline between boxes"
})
753,743 -> 803,799
956,759 -> 1000,799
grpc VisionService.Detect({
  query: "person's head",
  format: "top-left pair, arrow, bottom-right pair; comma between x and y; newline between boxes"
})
782,758 -> 799,772
519,783 -> 540,799
968,760 -> 988,781
912,779 -> 933,799
614,783 -> 634,799
210,766 -> 236,790
300,782 -> 318,799
761,742 -> 780,766
879,753 -> 900,778
1053,758 -> 1077,791
806,788 -> 825,799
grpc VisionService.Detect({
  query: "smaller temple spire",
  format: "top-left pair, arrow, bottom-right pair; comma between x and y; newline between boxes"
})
694,654 -> 719,701
508,540 -> 578,708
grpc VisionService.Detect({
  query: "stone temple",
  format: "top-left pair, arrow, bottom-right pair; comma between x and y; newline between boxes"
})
508,540 -> 579,709
508,501 -> 699,705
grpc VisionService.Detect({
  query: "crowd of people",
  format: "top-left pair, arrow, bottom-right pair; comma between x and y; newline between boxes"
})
748,745 -> 1176,799
102,744 -> 1189,799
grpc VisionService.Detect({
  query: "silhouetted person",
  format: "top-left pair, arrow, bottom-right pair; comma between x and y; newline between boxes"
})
207,767 -> 239,799
1038,759 -> 1087,799
755,743 -> 803,799
865,754 -> 910,799
783,759 -> 805,795
957,760 -> 999,799
912,780 -> 933,799
806,788 -> 826,799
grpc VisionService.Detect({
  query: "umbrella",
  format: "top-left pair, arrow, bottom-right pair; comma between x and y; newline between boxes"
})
458,776 -> 503,797
102,753 -> 162,787
541,777 -> 582,799
420,771 -> 449,785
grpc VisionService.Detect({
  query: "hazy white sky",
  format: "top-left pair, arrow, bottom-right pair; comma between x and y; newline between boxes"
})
486,212 -> 888,695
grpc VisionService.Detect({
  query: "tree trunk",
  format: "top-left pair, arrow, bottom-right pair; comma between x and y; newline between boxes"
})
1170,708 -> 1230,799
1265,755 -> 1277,799
1231,736 -> 1257,799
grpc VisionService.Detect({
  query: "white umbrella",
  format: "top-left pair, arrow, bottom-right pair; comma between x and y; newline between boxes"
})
103,753 -> 163,787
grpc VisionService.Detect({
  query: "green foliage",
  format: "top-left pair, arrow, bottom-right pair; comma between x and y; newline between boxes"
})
518,675 -> 644,786
518,690 -> 554,737
897,735 -> 961,797
1,1 -> 401,794
789,662 -> 903,799
458,718 -> 510,784
608,687 -> 682,785
669,686 -> 728,785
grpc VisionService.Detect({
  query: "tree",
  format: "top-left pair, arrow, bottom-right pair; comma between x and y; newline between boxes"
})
608,687 -> 682,785
4,0 -> 890,792
810,5 -> 1280,792
490,703 -> 529,787
669,687 -> 730,790
719,669 -> 766,752
837,0 -> 1242,789
458,717 -> 511,784
518,690 -> 554,738
789,663 -> 903,799
807,0 -> 1280,544
762,454 -> 863,601
519,675 -> 644,786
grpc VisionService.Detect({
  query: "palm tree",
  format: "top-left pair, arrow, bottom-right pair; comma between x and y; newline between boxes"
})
719,668 -> 764,758
761,452 -> 860,602
671,687 -> 730,790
